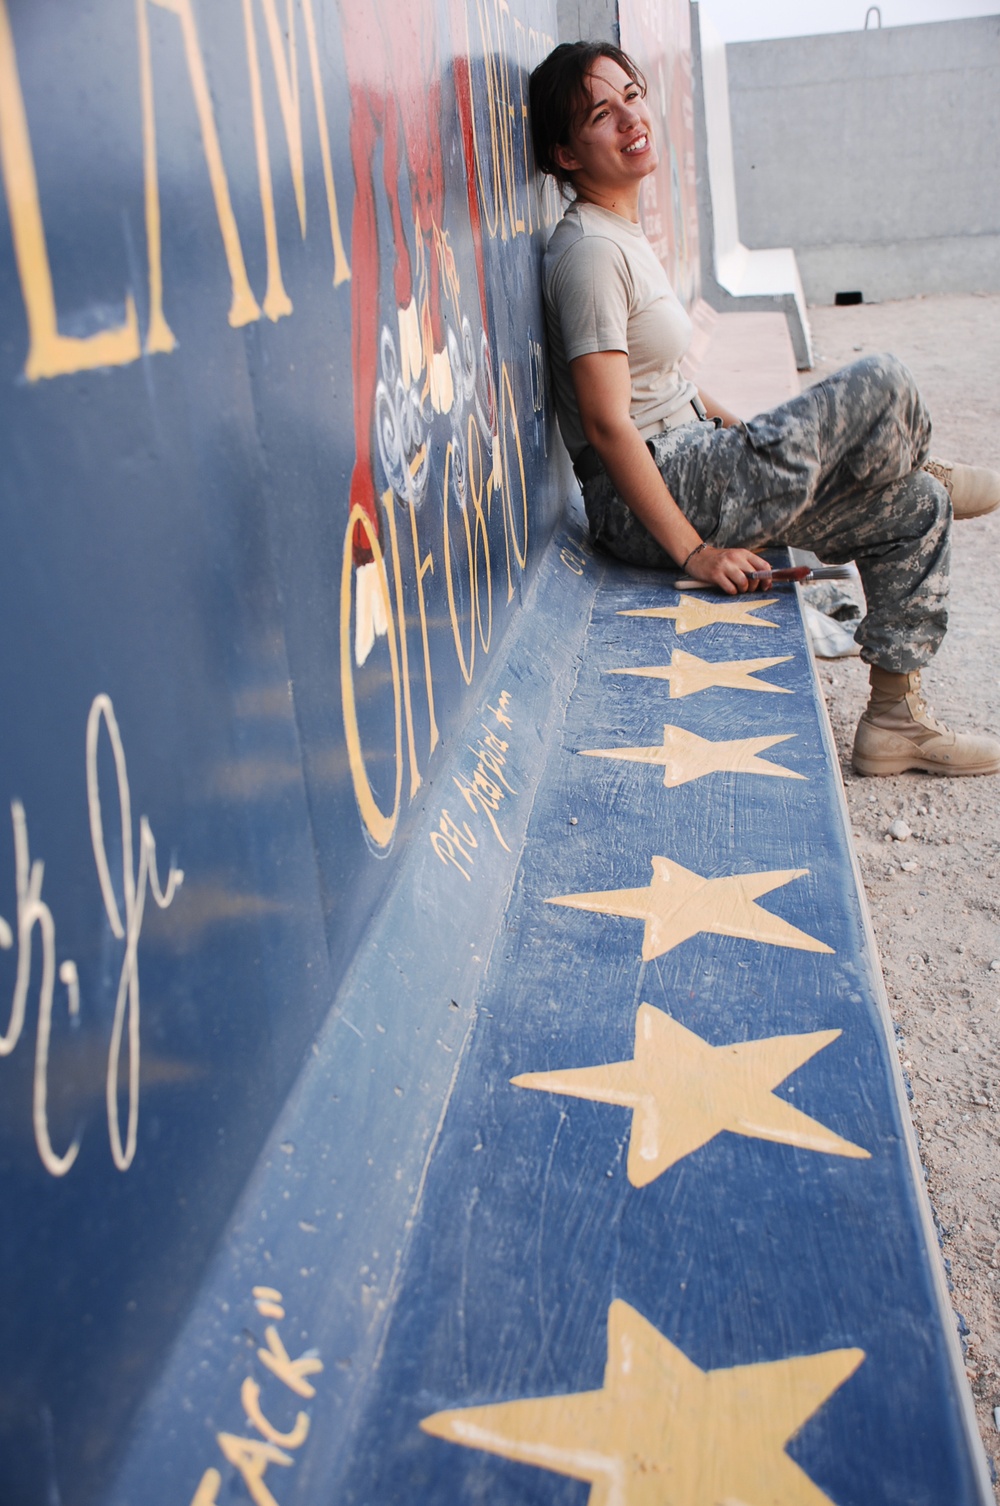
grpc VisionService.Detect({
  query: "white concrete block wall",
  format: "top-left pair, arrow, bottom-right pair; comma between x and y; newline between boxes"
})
725,15 -> 1000,304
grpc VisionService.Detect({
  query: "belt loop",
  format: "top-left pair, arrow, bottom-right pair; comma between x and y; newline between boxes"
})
691,393 -> 708,421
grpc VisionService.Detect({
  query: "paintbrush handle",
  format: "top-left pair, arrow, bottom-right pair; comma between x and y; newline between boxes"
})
745,566 -> 812,582
672,565 -> 810,590
672,563 -> 851,590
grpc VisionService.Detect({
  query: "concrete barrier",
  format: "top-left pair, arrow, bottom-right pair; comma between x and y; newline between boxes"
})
726,15 -> 1000,305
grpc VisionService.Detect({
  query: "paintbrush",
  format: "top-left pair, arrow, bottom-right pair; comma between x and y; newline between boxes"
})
673,564 -> 855,590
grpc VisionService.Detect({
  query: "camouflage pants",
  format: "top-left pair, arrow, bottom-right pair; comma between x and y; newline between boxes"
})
582,354 -> 950,672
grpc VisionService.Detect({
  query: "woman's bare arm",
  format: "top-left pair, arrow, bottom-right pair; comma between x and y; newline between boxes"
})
570,351 -> 770,592
697,387 -> 742,429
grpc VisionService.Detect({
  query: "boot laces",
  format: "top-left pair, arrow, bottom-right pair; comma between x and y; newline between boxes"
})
922,457 -> 952,492
909,690 -> 949,735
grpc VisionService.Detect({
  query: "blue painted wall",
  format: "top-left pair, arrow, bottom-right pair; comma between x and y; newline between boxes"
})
0,0 -> 563,1499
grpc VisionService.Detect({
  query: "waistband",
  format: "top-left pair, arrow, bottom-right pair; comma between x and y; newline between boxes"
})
572,396 -> 711,487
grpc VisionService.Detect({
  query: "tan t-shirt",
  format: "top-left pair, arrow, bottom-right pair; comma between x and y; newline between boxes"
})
542,200 -> 697,460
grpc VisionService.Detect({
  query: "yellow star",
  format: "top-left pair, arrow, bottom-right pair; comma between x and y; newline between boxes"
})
547,855 -> 833,961
619,596 -> 780,634
579,724 -> 805,788
421,1299 -> 864,1506
607,648 -> 793,697
512,1003 -> 868,1183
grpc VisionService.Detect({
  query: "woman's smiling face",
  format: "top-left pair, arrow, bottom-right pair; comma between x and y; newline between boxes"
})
554,55 -> 658,211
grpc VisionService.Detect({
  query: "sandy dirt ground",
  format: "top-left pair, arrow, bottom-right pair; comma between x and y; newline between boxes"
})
801,294 -> 1000,1488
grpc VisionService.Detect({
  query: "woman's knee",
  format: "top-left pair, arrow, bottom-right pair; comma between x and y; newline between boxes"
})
866,351 -> 915,393
875,352 -> 926,421
851,353 -> 931,463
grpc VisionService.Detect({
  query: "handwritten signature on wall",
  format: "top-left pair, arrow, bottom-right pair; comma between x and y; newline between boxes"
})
430,689 -> 514,880
0,693 -> 183,1176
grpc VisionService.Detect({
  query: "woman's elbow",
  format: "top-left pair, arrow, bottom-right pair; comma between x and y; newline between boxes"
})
581,412 -> 634,455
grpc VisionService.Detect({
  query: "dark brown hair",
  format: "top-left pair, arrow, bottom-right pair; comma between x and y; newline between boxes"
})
528,41 -> 647,190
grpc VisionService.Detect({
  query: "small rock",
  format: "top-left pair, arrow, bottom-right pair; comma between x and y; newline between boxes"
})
887,818 -> 911,841
990,960 -> 1000,972
569,816 -> 578,826
900,860 -> 919,873
904,905 -> 917,916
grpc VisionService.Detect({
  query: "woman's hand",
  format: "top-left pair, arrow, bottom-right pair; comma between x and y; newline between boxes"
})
684,544 -> 774,594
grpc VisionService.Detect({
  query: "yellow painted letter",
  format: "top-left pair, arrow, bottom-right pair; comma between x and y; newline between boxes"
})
340,508 -> 403,849
137,0 -> 261,348
216,1435 -> 292,1506
0,0 -> 141,380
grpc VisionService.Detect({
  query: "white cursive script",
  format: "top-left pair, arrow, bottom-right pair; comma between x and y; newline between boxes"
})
0,694 -> 183,1176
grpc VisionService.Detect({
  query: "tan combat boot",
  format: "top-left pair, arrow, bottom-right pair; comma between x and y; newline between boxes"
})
923,457 -> 1000,519
852,667 -> 1000,777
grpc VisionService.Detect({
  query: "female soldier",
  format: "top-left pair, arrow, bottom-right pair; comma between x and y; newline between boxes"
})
528,41 -> 1000,777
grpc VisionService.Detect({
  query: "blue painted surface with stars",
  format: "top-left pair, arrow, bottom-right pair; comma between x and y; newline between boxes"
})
106,515 -> 991,1505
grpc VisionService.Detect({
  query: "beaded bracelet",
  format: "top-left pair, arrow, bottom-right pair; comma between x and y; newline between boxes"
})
682,542 -> 707,572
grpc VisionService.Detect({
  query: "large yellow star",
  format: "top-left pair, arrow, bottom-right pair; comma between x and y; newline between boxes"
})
547,855 -> 833,961
512,1003 -> 868,1183
607,648 -> 793,697
619,596 -> 780,634
421,1299 -> 864,1506
579,724 -> 804,788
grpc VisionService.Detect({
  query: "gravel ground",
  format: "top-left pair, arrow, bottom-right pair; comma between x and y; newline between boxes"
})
802,294 -> 1000,1489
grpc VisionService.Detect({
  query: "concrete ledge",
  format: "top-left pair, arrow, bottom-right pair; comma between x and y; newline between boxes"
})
104,510 -> 993,1504
684,301 -> 800,418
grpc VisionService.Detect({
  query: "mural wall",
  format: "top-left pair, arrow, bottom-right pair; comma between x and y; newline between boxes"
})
0,4 -> 985,1506
0,0 -> 562,1500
